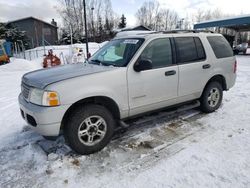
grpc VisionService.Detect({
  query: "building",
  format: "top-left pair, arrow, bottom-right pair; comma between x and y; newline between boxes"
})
114,25 -> 151,33
194,15 -> 250,46
7,17 -> 58,48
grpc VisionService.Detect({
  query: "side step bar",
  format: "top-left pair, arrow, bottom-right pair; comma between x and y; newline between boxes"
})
118,100 -> 200,129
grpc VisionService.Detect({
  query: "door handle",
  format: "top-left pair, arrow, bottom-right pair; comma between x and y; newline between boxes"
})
202,64 -> 211,69
165,70 -> 176,76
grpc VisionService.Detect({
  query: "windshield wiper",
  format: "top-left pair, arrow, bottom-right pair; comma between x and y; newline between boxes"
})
90,59 -> 116,67
90,59 -> 102,65
101,62 -> 116,67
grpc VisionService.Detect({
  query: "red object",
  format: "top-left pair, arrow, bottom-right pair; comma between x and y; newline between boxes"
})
43,50 -> 61,68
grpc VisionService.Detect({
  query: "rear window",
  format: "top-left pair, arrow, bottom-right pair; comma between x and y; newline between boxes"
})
175,37 -> 206,64
207,36 -> 233,58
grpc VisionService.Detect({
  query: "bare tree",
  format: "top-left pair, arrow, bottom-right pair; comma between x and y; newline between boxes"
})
58,0 -> 117,43
135,0 -> 179,31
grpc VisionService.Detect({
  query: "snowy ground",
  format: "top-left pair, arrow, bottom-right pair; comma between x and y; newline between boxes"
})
0,55 -> 250,188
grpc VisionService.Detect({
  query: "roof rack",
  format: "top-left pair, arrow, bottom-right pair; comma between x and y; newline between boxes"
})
139,29 -> 214,35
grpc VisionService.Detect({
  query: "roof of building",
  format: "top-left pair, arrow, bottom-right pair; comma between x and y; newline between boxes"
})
7,16 -> 58,28
113,25 -> 151,33
194,14 -> 250,32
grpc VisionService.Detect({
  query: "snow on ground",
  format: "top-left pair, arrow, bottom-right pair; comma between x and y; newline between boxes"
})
0,55 -> 250,187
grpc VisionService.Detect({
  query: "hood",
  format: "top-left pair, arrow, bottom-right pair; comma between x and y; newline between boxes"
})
22,63 -> 115,89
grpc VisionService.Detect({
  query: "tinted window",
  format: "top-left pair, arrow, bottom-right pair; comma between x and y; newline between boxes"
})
207,36 -> 233,58
194,37 -> 206,59
140,38 -> 172,69
175,37 -> 206,63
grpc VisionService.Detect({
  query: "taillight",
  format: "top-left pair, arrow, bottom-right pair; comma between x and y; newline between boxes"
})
233,60 -> 237,73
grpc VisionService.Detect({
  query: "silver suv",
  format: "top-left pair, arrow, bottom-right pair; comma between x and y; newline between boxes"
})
19,31 -> 236,154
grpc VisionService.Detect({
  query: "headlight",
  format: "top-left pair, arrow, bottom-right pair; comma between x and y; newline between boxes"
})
29,88 -> 44,105
29,88 -> 60,106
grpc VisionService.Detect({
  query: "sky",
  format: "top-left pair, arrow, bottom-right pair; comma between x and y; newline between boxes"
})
0,0 -> 250,27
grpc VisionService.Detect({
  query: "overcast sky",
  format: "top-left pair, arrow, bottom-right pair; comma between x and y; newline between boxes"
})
0,0 -> 249,27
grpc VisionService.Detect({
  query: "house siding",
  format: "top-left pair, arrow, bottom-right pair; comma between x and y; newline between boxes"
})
9,17 -> 58,48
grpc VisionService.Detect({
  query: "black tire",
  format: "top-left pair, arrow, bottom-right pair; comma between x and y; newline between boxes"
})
64,104 -> 115,155
200,82 -> 223,113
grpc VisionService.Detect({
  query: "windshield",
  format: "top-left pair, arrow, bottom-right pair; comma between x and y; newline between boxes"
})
89,38 -> 144,67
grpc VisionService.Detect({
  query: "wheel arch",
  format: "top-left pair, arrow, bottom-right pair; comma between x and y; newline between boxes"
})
203,74 -> 227,93
61,96 -> 121,130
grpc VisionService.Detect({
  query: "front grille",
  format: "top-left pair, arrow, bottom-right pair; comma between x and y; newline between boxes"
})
21,83 -> 30,100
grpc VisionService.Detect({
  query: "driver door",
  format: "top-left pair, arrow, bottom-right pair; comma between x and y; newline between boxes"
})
127,38 -> 179,116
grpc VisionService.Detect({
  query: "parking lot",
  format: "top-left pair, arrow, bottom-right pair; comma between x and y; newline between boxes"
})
0,55 -> 250,188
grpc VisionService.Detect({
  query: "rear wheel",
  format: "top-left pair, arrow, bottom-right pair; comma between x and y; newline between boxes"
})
64,104 -> 115,155
200,82 -> 223,113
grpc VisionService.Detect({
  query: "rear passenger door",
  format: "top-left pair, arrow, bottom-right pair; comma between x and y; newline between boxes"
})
174,36 -> 211,97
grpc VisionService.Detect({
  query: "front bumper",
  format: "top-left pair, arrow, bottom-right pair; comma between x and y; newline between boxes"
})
18,94 -> 70,136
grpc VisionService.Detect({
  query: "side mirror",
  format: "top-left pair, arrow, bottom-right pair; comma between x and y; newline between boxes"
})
134,59 -> 152,72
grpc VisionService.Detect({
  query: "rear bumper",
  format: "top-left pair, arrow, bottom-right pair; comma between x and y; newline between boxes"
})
18,94 -> 70,136
226,73 -> 236,90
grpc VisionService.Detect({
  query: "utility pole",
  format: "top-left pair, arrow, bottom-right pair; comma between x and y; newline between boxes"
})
70,25 -> 73,45
91,7 -> 95,42
83,0 -> 89,58
42,29 -> 46,55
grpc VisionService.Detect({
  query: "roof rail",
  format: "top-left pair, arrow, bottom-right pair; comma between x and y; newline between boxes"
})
139,29 -> 214,35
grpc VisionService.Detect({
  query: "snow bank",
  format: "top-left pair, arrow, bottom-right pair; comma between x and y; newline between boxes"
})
0,58 -> 42,142
0,58 -> 43,72
22,42 -> 107,61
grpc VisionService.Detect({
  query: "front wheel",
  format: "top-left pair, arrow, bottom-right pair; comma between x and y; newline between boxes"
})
200,82 -> 223,113
64,104 -> 115,155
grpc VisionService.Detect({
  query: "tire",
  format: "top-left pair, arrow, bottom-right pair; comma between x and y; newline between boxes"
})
200,82 -> 223,113
64,104 -> 115,155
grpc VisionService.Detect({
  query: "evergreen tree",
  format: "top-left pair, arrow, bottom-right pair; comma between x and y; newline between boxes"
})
118,14 -> 127,29
0,23 -> 30,49
0,23 -> 7,38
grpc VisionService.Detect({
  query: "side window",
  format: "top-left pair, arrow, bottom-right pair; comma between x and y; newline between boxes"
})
140,38 -> 172,69
207,36 -> 233,58
194,37 -> 206,60
175,37 -> 206,64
